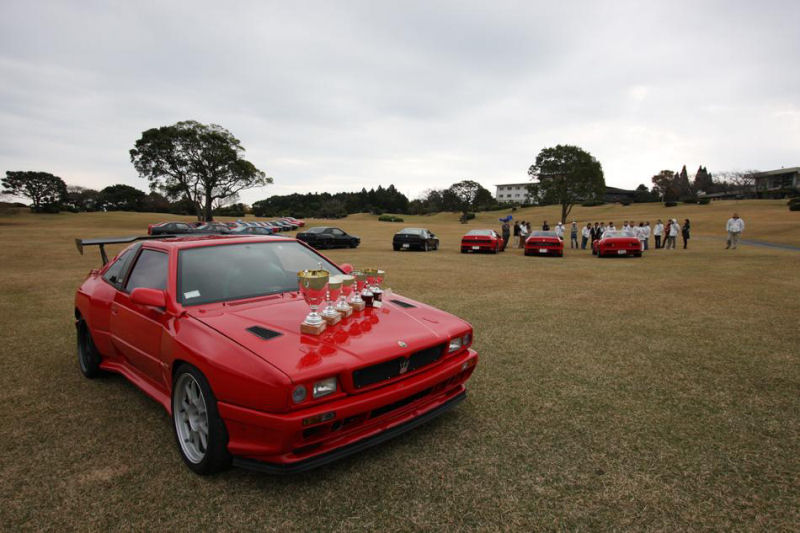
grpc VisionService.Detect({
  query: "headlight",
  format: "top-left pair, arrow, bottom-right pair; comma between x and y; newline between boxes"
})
448,337 -> 463,353
312,377 -> 337,399
292,385 -> 307,403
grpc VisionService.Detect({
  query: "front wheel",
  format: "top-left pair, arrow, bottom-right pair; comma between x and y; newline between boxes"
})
76,319 -> 102,378
172,365 -> 232,475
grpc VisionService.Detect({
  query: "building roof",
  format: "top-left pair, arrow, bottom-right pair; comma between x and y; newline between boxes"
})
754,167 -> 800,178
494,183 -> 531,187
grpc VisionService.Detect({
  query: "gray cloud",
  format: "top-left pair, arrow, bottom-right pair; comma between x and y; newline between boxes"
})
1,0 -> 798,204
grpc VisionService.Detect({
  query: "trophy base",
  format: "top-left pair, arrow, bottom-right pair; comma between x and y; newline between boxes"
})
300,321 -> 326,335
337,306 -> 353,318
350,300 -> 365,312
323,313 -> 341,326
372,300 -> 383,308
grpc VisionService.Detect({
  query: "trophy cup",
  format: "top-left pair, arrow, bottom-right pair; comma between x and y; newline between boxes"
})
321,276 -> 342,326
365,268 -> 385,307
349,270 -> 367,311
297,269 -> 329,335
336,274 -> 354,317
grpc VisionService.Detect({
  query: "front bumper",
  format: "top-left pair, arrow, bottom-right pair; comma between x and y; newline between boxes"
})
218,348 -> 478,471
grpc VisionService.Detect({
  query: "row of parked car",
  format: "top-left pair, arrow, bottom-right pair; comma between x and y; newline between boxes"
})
147,217 -> 306,236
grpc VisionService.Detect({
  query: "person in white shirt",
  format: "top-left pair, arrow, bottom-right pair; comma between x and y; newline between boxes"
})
643,221 -> 651,250
519,221 -> 529,245
622,221 -> 631,232
664,219 -> 679,249
725,213 -> 745,249
569,221 -> 578,248
607,222 -> 616,233
555,222 -> 564,239
635,222 -> 646,250
653,219 -> 664,248
581,223 -> 592,249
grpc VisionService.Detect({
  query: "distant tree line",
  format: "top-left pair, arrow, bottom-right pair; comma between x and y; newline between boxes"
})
650,165 -> 759,203
408,181 -> 507,216
252,185 -> 410,218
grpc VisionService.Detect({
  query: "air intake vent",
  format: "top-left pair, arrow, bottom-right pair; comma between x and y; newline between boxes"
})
247,326 -> 282,340
390,299 -> 416,309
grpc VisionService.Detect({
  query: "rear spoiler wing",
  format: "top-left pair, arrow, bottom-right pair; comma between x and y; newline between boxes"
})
75,235 -> 175,266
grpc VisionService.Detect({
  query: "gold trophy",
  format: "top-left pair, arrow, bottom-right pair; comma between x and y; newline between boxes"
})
349,270 -> 367,311
336,274 -> 354,317
321,276 -> 343,325
297,269 -> 329,335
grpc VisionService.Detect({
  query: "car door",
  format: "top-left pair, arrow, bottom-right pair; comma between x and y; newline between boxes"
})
330,228 -> 346,247
109,248 -> 171,389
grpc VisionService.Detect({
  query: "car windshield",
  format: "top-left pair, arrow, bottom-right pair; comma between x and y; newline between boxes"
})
399,228 -> 424,235
304,227 -> 327,233
531,231 -> 557,237
178,241 -> 341,306
466,230 -> 493,236
605,231 -> 635,238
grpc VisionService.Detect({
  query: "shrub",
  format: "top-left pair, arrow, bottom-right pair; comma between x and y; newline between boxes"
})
697,198 -> 710,205
664,201 -> 678,207
619,199 -> 631,206
789,198 -> 800,211
581,199 -> 604,207
378,215 -> 404,222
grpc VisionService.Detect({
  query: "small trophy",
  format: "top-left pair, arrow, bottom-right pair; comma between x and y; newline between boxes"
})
321,276 -> 342,326
336,274 -> 354,317
365,268 -> 385,307
297,269 -> 329,335
349,270 -> 367,311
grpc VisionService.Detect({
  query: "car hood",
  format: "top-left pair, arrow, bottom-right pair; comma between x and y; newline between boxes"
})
187,293 -> 467,383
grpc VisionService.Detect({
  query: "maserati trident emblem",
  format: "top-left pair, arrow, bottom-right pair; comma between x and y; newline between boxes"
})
399,358 -> 410,374
397,341 -> 407,348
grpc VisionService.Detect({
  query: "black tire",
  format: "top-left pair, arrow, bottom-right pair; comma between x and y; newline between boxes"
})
350,240 -> 358,248
461,249 -> 466,254
524,251 -> 531,256
171,364 -> 232,475
597,250 -> 603,258
76,318 -> 103,378
434,242 -> 439,250
393,245 -> 400,251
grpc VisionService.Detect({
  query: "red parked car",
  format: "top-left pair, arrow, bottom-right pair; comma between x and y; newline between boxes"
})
593,231 -> 643,257
73,234 -> 477,474
460,229 -> 503,254
524,231 -> 564,257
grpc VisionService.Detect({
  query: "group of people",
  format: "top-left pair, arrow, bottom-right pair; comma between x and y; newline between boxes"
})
500,213 -> 746,252
579,219 -> 691,250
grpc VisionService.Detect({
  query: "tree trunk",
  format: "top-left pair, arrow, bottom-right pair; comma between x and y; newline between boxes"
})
203,191 -> 214,221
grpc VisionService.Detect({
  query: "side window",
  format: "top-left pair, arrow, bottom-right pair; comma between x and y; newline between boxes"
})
175,223 -> 189,231
102,243 -> 142,288
125,249 -> 168,292
331,228 -> 344,236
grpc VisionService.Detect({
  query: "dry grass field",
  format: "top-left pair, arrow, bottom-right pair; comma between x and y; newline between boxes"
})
1,199 -> 798,531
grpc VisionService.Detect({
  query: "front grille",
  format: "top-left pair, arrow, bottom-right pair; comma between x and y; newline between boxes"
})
352,343 -> 446,389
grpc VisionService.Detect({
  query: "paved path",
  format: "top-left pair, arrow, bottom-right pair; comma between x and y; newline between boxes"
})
696,236 -> 800,251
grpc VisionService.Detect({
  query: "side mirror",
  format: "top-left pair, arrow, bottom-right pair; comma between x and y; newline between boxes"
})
339,263 -> 353,274
131,287 -> 167,308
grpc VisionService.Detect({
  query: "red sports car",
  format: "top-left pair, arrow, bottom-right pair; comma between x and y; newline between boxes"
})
524,231 -> 564,257
460,229 -> 503,253
593,231 -> 643,257
73,234 -> 477,474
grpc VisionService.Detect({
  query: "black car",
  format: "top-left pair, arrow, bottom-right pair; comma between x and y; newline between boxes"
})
191,223 -> 233,234
393,228 -> 439,251
296,226 -> 360,249
229,226 -> 274,236
147,221 -> 199,236
271,220 -> 292,231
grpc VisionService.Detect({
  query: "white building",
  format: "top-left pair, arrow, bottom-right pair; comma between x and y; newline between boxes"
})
495,183 -> 534,204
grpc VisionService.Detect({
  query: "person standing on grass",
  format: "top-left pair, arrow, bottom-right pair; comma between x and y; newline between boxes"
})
570,221 -> 578,248
607,221 -> 616,232
512,221 -> 520,248
599,222 -> 606,239
519,220 -> 529,246
555,221 -> 565,240
681,219 -> 691,249
581,223 -> 591,249
654,219 -> 664,248
726,213 -> 745,249
542,220 -> 550,231
636,222 -> 647,250
622,220 -> 630,232
643,221 -> 651,250
501,220 -> 511,251
665,219 -> 678,249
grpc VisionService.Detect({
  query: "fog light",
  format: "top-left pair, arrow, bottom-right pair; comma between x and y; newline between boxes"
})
313,377 -> 337,399
302,411 -> 336,426
292,385 -> 307,403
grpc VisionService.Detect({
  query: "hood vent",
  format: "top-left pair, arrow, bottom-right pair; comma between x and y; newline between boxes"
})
247,326 -> 282,340
390,299 -> 416,309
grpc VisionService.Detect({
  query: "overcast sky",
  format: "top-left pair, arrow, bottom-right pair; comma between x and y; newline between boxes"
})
1,0 -> 798,204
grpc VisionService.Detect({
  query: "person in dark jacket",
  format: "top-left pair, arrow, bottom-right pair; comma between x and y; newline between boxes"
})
681,219 -> 691,249
542,220 -> 550,231
501,221 -> 511,251
512,221 -> 520,248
